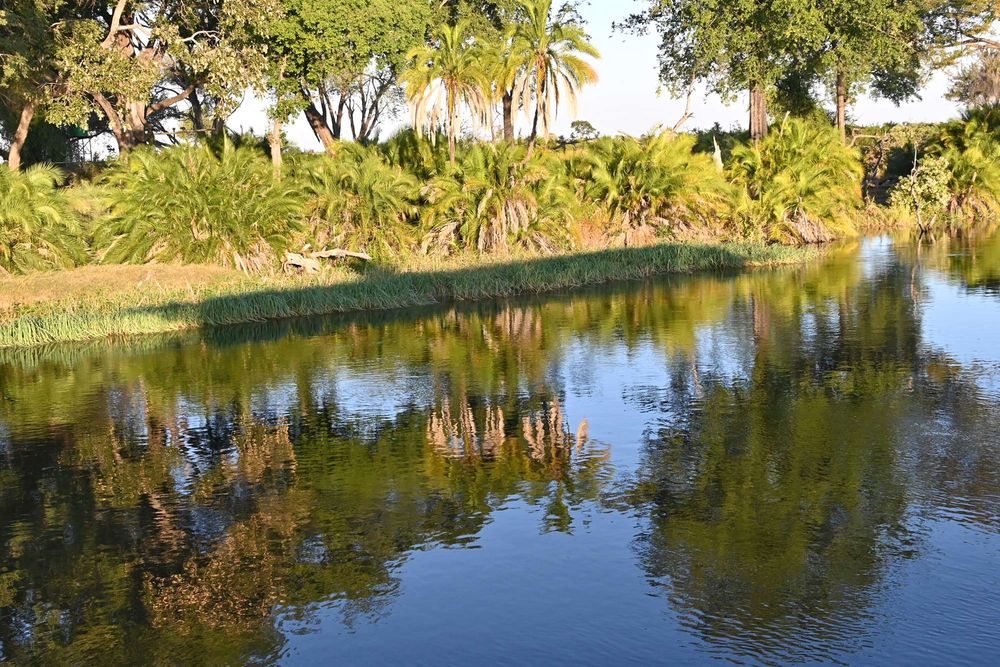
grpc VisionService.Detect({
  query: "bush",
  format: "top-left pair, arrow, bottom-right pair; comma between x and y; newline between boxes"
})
0,164 -> 87,274
297,144 -> 419,260
729,119 -> 863,243
888,155 -> 953,226
381,128 -> 455,181
420,142 -> 576,254
97,142 -> 306,273
930,113 -> 1000,223
571,132 -> 733,245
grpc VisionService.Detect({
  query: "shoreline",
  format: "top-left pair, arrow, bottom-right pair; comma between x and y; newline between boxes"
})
0,242 -> 815,350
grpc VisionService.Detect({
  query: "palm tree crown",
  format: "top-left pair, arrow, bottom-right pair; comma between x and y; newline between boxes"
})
509,0 -> 600,141
400,21 -> 489,162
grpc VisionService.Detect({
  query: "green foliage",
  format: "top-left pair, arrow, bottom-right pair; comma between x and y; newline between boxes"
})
888,155 -> 953,222
918,114 -> 1000,223
297,144 -> 419,260
0,164 -> 86,273
507,0 -> 600,140
623,1 -> 818,101
729,118 -> 863,243
381,128 -> 454,180
46,1 -> 278,150
572,132 -> 734,243
420,141 -> 575,253
97,142 -> 305,273
400,21 -> 489,161
266,0 -> 431,138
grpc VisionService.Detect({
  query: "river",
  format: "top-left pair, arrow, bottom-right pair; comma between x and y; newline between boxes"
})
1,234 -> 999,665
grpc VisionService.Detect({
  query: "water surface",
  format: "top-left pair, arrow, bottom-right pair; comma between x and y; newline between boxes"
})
2,235 -> 1000,665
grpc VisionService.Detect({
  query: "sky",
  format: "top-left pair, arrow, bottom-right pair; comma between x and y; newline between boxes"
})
227,1 -> 964,150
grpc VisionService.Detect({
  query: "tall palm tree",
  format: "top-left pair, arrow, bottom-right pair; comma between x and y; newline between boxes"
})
400,21 -> 489,162
509,0 -> 600,142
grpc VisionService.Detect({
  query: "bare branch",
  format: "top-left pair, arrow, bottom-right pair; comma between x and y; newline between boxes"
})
145,84 -> 196,118
100,0 -> 130,48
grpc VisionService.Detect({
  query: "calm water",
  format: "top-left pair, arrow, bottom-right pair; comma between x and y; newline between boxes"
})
2,235 -> 1000,666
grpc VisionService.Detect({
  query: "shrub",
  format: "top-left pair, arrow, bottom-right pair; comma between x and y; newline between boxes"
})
420,142 -> 576,254
0,165 -> 87,274
97,142 -> 305,273
572,132 -> 733,245
930,114 -> 1000,223
381,128 -> 455,181
729,118 -> 863,244
298,144 -> 419,260
888,155 -> 953,227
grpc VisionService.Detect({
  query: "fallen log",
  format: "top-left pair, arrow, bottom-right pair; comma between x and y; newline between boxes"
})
284,248 -> 372,274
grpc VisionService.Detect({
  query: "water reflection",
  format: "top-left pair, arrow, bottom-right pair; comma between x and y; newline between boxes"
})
2,236 -> 1000,665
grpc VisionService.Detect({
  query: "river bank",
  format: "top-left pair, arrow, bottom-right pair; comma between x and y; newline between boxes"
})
0,241 -> 813,349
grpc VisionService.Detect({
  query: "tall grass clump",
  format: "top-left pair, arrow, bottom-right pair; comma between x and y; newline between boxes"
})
96,142 -> 306,273
420,141 -> 576,254
729,118 -> 863,243
570,132 -> 734,245
297,144 -> 419,260
0,165 -> 87,274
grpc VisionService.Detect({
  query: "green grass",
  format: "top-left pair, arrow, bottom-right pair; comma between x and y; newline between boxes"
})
0,241 -> 814,349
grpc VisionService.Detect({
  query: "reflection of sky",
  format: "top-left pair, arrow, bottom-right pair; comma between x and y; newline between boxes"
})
922,263 -> 1000,398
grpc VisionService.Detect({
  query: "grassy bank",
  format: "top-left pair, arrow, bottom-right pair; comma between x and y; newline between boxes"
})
0,241 -> 813,349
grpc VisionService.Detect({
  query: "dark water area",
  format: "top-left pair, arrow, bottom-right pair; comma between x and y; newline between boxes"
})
2,235 -> 1000,666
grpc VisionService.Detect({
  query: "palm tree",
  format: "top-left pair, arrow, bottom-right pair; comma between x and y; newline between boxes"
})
400,22 -> 489,163
0,164 -> 86,274
509,0 -> 600,142
480,37 -> 528,142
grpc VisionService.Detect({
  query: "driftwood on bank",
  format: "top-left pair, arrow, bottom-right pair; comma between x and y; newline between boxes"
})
284,248 -> 372,274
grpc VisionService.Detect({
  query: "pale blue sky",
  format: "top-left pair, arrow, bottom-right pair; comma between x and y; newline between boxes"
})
229,0 -> 963,148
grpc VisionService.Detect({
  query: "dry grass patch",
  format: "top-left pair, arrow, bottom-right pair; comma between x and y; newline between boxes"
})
0,264 -> 242,311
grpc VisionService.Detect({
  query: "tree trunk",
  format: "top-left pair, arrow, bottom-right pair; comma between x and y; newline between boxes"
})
334,96 -> 350,140
303,101 -> 337,155
835,69 -> 848,143
269,117 -> 283,180
7,101 -> 35,171
502,91 -> 514,142
190,90 -> 207,135
125,100 -> 152,148
750,83 -> 768,142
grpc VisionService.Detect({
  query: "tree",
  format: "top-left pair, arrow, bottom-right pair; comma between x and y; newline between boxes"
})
400,21 -> 489,162
949,49 -> 1000,107
623,1 -> 825,141
45,1 -> 274,154
812,0 -> 927,142
508,0 -> 599,142
266,0 -> 430,153
924,1 -> 1000,52
569,119 -> 598,141
0,2 -> 63,170
442,0 -> 524,141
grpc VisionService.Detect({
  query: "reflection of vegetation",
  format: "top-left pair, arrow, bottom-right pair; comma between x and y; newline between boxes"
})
618,250 -> 1000,662
897,231 -> 1000,293
1,237 -> 1000,664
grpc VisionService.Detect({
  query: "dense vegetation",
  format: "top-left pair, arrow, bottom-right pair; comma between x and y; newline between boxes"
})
1,0 -> 999,278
